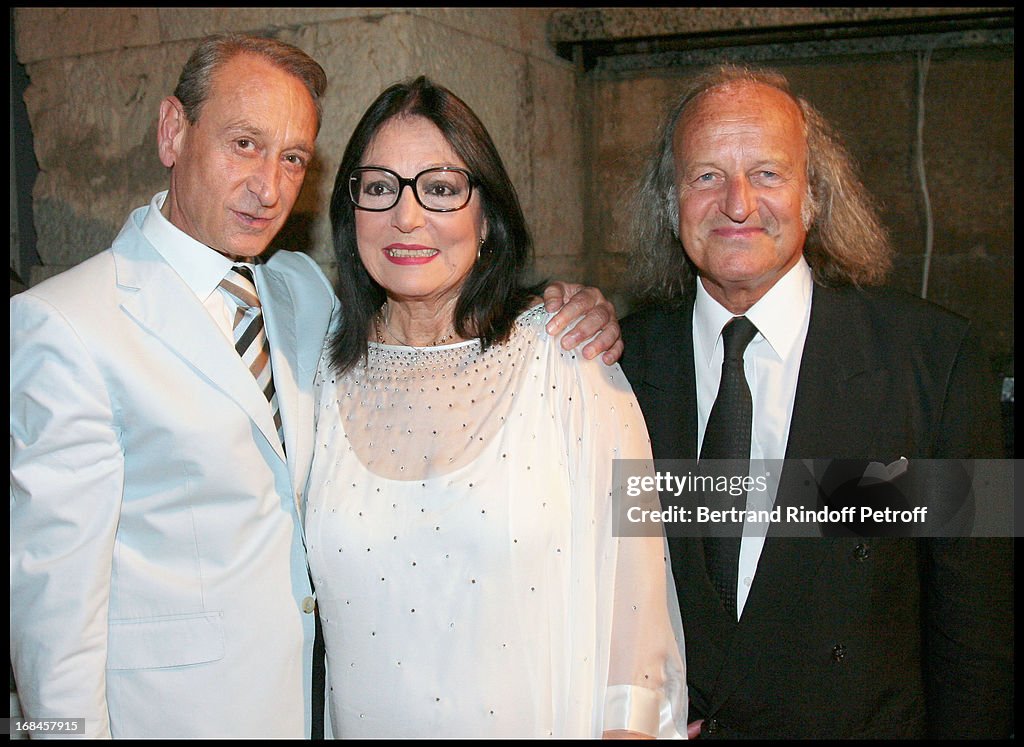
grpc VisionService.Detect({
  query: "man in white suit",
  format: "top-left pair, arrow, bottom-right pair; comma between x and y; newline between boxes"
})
10,34 -> 620,739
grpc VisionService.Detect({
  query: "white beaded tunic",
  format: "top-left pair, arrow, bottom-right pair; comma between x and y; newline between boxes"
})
306,306 -> 687,738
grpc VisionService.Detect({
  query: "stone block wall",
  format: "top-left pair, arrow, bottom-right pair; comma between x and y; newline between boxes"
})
586,53 -> 1013,350
554,8 -> 1014,388
11,7 -> 583,286
11,8 -> 1014,390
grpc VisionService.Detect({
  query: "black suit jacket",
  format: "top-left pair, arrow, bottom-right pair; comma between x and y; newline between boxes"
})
621,282 -> 1013,739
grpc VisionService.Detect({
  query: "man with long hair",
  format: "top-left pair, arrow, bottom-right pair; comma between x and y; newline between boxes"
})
621,64 -> 1012,739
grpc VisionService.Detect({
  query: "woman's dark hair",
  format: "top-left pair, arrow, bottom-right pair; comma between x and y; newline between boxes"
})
328,76 -> 538,373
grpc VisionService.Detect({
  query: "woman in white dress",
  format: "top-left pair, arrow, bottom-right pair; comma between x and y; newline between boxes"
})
306,76 -> 687,739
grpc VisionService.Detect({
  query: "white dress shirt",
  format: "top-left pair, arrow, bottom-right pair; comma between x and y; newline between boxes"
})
693,257 -> 813,618
141,190 -> 255,343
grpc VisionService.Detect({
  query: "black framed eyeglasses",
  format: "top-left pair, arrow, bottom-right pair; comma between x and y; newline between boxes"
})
348,167 -> 475,212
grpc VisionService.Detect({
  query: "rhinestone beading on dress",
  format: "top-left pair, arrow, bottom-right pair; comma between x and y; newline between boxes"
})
318,305 -> 550,481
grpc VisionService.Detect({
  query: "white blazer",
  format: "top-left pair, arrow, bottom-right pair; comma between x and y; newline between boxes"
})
10,205 -> 339,738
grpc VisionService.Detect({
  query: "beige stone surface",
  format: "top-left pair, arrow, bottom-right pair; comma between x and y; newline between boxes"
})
25,42 -> 186,265
588,75 -> 678,269
524,62 -> 583,265
548,7 -> 1010,42
11,8 -> 1012,373
157,8 -> 373,44
15,8 -> 162,63
14,8 -> 579,283
581,48 -> 1012,375
420,7 -> 568,65
293,12 -> 555,274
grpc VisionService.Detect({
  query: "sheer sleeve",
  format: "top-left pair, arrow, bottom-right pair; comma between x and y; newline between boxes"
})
550,326 -> 688,739
603,532 -> 688,738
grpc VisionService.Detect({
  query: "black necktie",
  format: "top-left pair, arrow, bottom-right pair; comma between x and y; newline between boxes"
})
700,315 -> 758,619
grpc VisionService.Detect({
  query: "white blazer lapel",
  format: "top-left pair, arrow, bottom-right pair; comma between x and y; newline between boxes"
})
256,263 -> 310,495
112,236 -> 286,461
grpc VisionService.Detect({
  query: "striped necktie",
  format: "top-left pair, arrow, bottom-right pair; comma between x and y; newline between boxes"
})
219,265 -> 284,451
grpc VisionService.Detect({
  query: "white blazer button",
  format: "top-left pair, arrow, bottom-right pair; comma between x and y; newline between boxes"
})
302,596 -> 316,613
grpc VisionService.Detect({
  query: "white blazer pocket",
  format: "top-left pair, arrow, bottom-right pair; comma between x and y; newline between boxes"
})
107,611 -> 225,670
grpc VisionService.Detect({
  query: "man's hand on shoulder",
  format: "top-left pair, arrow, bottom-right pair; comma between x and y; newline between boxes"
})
542,281 -> 623,365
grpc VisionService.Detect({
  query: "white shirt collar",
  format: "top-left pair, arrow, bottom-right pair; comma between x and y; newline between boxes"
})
694,256 -> 813,368
140,191 -> 249,301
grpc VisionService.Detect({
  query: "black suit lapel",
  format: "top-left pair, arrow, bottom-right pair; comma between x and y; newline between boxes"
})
629,298 -> 699,463
785,284 -> 890,460
708,534 -> 834,711
708,285 -> 885,708
634,298 -> 747,621
629,297 -> 755,707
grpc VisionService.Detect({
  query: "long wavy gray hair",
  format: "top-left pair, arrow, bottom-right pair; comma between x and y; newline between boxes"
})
630,64 -> 892,302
